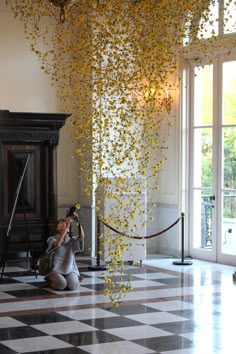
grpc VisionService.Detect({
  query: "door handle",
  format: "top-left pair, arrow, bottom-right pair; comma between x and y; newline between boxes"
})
209,195 -> 215,207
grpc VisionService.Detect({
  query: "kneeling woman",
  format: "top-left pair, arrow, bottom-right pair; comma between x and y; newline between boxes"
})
45,217 -> 84,290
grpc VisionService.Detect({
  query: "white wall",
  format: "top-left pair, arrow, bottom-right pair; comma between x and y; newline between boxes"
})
0,4 -> 81,220
146,86 -> 181,257
0,3 -> 182,258
0,7 -> 58,112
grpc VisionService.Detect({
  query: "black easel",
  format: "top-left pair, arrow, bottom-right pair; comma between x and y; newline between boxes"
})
0,154 -> 31,280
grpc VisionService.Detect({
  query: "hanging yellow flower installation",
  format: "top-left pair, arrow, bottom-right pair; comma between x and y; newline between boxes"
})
6,0 -> 236,305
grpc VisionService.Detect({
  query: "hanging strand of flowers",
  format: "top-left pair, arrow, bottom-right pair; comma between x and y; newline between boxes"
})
5,0 -> 236,305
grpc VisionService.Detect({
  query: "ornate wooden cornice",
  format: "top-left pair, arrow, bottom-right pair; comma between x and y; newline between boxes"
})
0,110 -> 70,145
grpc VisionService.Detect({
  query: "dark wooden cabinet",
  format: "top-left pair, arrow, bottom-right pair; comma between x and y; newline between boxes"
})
0,110 -> 70,260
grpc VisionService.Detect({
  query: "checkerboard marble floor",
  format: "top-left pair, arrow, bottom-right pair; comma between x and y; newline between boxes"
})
0,256 -> 235,353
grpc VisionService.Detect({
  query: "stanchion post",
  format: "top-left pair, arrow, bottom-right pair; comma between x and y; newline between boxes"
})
88,215 -> 107,271
173,212 -> 193,266
181,211 -> 185,263
96,215 -> 101,266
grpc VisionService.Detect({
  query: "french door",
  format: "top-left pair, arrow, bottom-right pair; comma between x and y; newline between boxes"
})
189,54 -> 236,265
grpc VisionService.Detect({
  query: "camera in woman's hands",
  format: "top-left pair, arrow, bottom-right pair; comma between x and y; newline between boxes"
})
67,206 -> 76,217
66,205 -> 79,222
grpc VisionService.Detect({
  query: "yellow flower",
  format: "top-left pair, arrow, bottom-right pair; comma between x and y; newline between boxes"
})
8,0 -> 232,307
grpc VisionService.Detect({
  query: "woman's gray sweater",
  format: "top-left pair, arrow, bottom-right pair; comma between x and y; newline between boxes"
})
46,233 -> 81,276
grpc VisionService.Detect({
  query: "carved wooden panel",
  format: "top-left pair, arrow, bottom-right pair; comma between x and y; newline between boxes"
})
0,110 -> 70,259
3,144 -> 41,218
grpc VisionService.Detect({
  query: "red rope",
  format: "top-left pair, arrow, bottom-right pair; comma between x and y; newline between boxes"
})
101,217 -> 181,240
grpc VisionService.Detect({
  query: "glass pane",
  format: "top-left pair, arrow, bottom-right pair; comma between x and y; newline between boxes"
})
198,1 -> 219,39
223,191 -> 236,219
194,128 -> 213,188
223,127 -> 236,189
194,65 -> 213,126
224,0 -> 236,34
193,190 -> 213,249
221,191 -> 236,255
223,61 -> 236,124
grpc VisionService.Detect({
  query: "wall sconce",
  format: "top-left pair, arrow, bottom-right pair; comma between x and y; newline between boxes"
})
137,82 -> 173,114
161,89 -> 172,114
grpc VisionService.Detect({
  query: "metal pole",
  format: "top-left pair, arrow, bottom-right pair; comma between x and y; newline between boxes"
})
96,216 -> 100,266
181,212 -> 185,262
173,212 -> 193,265
88,215 -> 107,271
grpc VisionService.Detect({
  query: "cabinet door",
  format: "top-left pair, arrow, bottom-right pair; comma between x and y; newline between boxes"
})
3,144 -> 41,219
0,144 -> 46,256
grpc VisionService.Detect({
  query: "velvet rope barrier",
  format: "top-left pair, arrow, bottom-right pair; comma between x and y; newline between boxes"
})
101,216 -> 181,239
89,212 -> 192,270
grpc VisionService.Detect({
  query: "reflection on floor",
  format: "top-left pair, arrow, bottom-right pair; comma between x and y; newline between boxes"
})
0,256 -> 235,353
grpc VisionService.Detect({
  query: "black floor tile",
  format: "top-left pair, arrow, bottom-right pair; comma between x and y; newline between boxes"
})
27,348 -> 88,354
28,281 -> 49,288
133,334 -> 194,352
5,288 -> 52,297
0,278 -> 22,284
13,312 -> 74,325
0,326 -> 45,341
0,343 -> 17,354
80,316 -> 143,330
168,309 -> 196,319
153,319 -> 200,334
122,268 -> 159,275
5,271 -> 37,277
56,330 -> 123,346
157,277 -> 194,286
107,304 -> 160,315
107,274 -> 131,282
80,283 -> 107,291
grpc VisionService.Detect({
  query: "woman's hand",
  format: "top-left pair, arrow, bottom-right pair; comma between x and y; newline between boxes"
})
54,217 -> 73,247
72,212 -> 79,222
64,217 -> 72,231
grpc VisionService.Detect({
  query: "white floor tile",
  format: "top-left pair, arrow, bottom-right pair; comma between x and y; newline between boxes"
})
132,272 -> 177,280
44,286 -> 95,294
0,292 -> 15,300
58,308 -> 119,320
32,320 -> 96,335
1,336 -> 72,353
80,277 -> 105,285
3,266 -> 27,272
79,340 -> 156,354
103,324 -> 172,340
144,300 -> 195,311
125,279 -> 165,288
11,275 -> 44,283
82,270 -> 125,278
125,312 -> 188,325
0,317 -> 25,328
159,349 -> 203,354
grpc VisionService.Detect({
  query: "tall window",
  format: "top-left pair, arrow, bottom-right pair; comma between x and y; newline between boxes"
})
184,0 -> 236,264
185,0 -> 236,45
